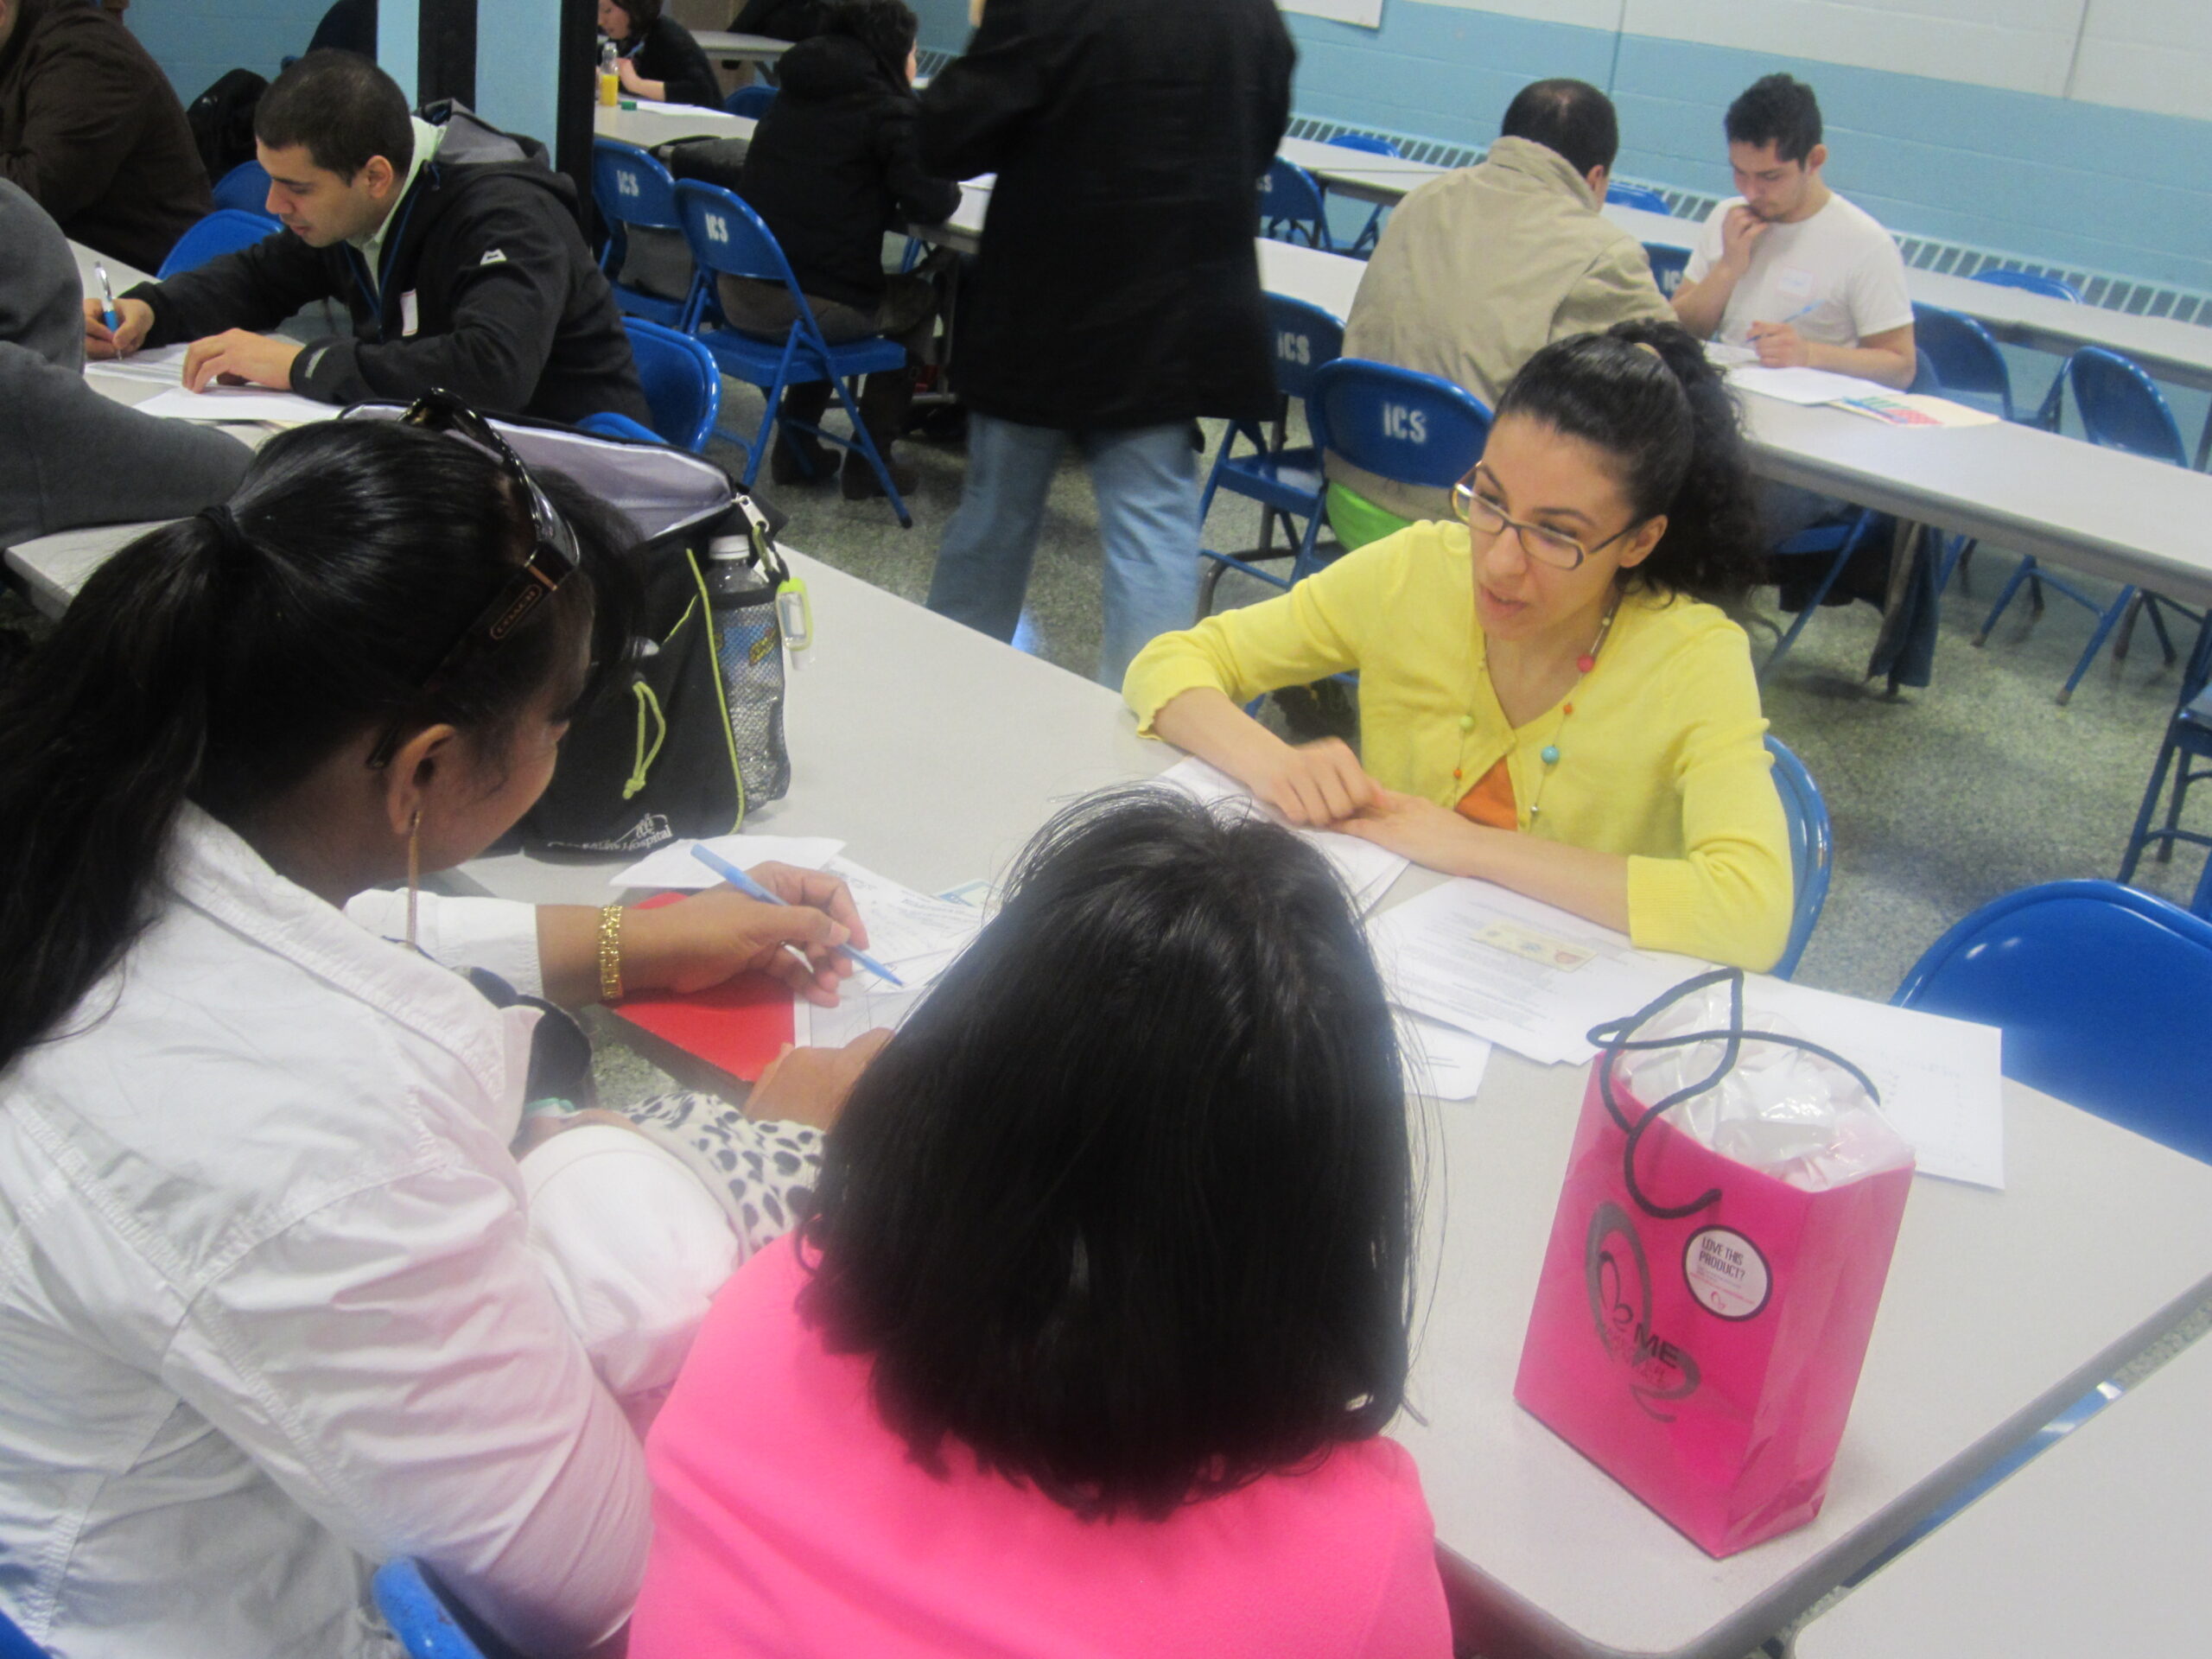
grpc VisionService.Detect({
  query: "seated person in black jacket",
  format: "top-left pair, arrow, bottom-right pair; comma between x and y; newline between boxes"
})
82,50 -> 650,428
599,0 -> 721,111
677,0 -> 957,497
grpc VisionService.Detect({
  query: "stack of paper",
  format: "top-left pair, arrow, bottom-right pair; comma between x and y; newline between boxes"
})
1159,756 -> 1408,914
1364,875 -> 2006,1187
798,981 -> 928,1048
1366,878 -> 1696,1067
1726,364 -> 1900,405
1398,1010 -> 1491,1102
84,343 -> 188,386
612,833 -> 846,889
134,384 -> 330,426
820,856 -> 983,990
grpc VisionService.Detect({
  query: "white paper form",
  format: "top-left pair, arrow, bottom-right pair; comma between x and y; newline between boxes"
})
613,834 -> 846,890
823,856 -> 982,989
1743,979 -> 2005,1190
1398,1010 -> 1491,1102
1158,756 -> 1408,914
83,342 -> 189,386
135,384 -> 331,425
797,980 -> 928,1047
1726,365 -> 1898,405
1365,878 -> 1702,1066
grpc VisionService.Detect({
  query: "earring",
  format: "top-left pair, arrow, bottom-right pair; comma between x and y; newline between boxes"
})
405,809 -> 423,950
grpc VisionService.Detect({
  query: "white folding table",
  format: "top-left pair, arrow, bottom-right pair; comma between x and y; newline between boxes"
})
1791,1320 -> 2212,1659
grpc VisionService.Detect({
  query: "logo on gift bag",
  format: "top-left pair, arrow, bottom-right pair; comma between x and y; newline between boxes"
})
1586,1202 -> 1700,1418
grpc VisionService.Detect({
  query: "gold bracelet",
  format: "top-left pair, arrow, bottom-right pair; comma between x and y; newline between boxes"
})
597,903 -> 625,1001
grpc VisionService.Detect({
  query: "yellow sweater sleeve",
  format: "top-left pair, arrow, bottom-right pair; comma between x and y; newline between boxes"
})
1621,621 -> 1795,971
1122,534 -> 1402,731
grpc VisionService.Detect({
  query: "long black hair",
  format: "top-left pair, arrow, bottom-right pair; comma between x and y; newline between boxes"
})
798,788 -> 1417,1521
0,418 -> 637,1073
1494,318 -> 1764,605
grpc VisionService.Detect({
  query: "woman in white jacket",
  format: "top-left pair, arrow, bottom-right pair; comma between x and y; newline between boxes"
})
0,409 -> 871,1657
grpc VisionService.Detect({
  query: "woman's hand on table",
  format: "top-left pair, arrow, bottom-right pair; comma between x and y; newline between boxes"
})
622,864 -> 871,1007
1249,737 -> 1380,827
751,1028 -> 893,1130
1341,788 -> 1484,872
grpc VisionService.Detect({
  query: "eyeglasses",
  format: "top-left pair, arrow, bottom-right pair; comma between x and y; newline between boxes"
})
1449,469 -> 1642,572
365,392 -> 582,770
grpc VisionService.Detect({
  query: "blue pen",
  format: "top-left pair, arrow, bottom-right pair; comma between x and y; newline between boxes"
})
94,262 -> 121,334
690,843 -> 906,987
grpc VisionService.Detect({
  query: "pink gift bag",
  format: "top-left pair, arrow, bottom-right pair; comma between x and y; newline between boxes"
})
1513,968 -> 1914,1558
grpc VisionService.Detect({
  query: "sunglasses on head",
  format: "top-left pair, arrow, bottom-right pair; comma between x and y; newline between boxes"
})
365,391 -> 582,771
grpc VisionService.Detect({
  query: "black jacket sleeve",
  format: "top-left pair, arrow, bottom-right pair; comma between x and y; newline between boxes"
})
637,19 -> 724,112
876,98 -> 961,226
286,187 -> 568,411
124,228 -> 340,347
916,0 -> 1056,182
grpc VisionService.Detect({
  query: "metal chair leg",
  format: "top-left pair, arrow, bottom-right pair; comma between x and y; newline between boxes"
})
2120,731 -> 2183,880
1974,556 -> 2038,646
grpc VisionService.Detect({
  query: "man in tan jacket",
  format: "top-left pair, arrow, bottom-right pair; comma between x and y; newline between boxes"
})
1326,78 -> 1671,538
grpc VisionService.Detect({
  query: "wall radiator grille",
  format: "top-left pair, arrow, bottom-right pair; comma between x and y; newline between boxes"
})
1284,115 -> 2212,329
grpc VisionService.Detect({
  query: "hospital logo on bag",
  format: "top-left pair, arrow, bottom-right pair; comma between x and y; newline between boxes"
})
1586,1201 -> 1700,1419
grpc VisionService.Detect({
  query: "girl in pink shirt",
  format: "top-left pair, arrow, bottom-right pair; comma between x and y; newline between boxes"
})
631,788 -> 1452,1658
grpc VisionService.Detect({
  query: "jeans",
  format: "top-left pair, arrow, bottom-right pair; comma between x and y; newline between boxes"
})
926,414 -> 1200,688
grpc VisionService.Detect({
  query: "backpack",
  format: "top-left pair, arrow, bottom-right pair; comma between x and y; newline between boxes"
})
340,404 -> 800,855
186,68 -> 269,185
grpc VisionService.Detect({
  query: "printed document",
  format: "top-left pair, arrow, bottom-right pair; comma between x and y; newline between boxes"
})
135,385 -> 331,426
613,834 -> 846,890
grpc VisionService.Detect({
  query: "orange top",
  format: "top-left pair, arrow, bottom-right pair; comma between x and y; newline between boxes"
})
1454,755 -> 1517,830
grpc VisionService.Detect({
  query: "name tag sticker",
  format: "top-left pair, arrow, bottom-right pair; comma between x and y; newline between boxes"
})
1775,266 -> 1816,302
400,290 -> 420,337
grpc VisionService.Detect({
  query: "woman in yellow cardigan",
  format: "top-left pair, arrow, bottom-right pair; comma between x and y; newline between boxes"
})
1124,321 -> 1792,971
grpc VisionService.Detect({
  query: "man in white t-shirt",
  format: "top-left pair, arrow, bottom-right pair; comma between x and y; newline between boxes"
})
1673,73 -> 1916,391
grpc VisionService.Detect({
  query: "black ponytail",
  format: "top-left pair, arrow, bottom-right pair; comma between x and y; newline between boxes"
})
0,419 -> 637,1072
1493,319 -> 1764,605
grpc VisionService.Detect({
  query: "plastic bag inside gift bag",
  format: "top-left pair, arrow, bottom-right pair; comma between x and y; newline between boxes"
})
1513,968 -> 1915,1557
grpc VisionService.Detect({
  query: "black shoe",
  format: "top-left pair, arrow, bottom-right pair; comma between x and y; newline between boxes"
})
770,432 -> 834,486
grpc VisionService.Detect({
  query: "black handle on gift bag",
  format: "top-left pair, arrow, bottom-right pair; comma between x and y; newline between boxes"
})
1586,968 -> 1885,1221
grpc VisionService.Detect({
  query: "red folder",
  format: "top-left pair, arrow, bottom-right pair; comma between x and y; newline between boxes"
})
610,892 -> 795,1083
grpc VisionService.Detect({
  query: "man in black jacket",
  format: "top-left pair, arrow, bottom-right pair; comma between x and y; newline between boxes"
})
85,50 -> 648,427
919,0 -> 1294,687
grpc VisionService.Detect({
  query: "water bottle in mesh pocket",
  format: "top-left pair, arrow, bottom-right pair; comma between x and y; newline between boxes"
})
704,505 -> 791,809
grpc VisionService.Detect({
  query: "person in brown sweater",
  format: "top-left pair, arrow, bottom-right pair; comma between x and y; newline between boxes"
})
0,0 -> 210,273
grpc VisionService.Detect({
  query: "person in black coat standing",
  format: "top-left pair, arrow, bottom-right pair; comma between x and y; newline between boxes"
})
918,0 -> 1294,688
699,0 -> 957,497
600,0 -> 723,111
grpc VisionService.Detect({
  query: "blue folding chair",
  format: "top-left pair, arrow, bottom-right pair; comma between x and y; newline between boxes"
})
1642,243 -> 1689,298
1605,181 -> 1672,216
1897,878 -> 2212,1160
1756,506 -> 1886,679
0,1605 -> 44,1659
1325,132 -> 1397,256
591,140 -> 698,328
724,84 -> 777,118
1909,304 -> 2020,593
1764,736 -> 1829,980
1307,358 -> 1491,586
575,410 -> 664,444
1972,267 -> 2079,427
673,180 -> 912,523
1974,348 -> 2200,702
372,1559 -> 524,1659
210,157 -> 273,216
2119,618 -> 2212,916
615,315 -> 722,453
156,208 -> 280,278
1197,294 -> 1343,615
1258,157 -> 1332,251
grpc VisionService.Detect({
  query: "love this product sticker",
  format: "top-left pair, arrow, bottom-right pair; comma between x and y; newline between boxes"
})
1683,1227 -> 1770,1320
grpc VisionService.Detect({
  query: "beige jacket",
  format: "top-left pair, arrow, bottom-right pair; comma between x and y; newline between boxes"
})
1326,136 -> 1673,522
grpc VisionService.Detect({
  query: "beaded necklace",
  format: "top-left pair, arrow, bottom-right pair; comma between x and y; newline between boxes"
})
1491,590 -> 1624,823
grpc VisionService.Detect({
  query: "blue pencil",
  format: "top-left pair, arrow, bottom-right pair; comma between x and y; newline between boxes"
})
690,843 -> 906,987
